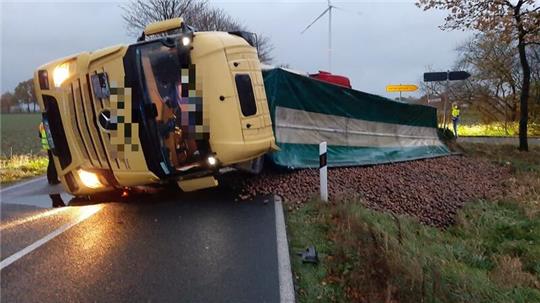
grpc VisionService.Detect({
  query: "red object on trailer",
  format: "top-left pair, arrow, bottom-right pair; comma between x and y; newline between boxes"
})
309,71 -> 352,88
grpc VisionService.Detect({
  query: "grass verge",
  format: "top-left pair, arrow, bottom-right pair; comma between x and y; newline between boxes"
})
287,200 -> 346,302
1,113 -> 42,155
457,122 -> 540,137
286,144 -> 540,303
0,154 -> 48,185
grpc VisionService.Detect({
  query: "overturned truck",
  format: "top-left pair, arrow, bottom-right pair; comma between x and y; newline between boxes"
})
34,18 -> 448,197
34,18 -> 276,196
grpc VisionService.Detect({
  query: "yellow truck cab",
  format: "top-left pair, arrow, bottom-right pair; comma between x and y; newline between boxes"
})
34,18 -> 276,196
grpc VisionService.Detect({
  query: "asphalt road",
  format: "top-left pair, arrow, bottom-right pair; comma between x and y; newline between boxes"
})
0,177 -> 293,302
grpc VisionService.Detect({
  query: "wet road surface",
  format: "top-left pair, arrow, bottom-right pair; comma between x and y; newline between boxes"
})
0,177 -> 292,302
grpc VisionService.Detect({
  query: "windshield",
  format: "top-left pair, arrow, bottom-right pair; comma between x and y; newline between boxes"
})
139,38 -> 209,172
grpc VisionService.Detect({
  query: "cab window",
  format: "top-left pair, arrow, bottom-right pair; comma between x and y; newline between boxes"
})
235,74 -> 257,116
140,42 -> 182,108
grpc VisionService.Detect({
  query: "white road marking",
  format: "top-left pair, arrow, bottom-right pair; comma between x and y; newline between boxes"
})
0,204 -> 103,270
0,207 -> 70,232
0,176 -> 46,194
274,195 -> 295,303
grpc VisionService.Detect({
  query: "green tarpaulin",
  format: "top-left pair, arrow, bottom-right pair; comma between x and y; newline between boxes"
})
262,68 -> 450,168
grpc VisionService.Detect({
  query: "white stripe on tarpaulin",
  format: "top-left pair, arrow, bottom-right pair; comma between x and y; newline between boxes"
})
275,107 -> 445,148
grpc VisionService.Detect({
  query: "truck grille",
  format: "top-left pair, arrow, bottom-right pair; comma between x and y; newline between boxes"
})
68,81 -> 94,164
66,76 -> 111,169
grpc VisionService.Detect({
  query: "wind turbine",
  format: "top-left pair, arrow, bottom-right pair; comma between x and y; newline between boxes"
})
301,0 -> 360,72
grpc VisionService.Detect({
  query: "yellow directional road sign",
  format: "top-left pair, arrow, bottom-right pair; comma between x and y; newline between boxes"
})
386,84 -> 418,92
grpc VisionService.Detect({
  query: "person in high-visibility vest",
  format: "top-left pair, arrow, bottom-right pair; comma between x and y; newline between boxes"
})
451,103 -> 460,138
39,122 -> 59,185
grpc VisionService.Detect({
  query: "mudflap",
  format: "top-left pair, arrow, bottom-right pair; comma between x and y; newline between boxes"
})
233,155 -> 265,174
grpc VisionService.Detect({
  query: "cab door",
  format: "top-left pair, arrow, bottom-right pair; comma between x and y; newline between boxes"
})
226,48 -> 273,142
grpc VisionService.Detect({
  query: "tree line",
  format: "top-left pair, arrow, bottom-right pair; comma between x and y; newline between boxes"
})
421,34 -> 540,127
121,0 -> 273,63
417,0 -> 539,151
1,79 -> 36,113
456,34 -> 540,124
1,0 -> 273,114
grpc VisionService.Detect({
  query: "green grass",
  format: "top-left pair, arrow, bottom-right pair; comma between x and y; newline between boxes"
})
286,144 -> 540,302
1,113 -> 42,155
460,143 -> 540,173
286,201 -> 346,302
287,199 -> 540,303
458,122 -> 540,137
0,114 -> 47,184
0,154 -> 48,185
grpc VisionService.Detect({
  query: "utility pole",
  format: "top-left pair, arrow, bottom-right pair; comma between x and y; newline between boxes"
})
424,70 -> 470,129
443,71 -> 450,128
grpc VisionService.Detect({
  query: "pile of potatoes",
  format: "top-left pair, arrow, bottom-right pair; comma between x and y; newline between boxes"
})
228,156 -> 511,227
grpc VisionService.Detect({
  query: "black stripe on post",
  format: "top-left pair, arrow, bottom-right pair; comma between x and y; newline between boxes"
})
319,152 -> 327,168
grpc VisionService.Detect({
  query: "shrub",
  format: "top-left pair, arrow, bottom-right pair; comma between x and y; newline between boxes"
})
458,122 -> 540,137
0,154 -> 48,184
438,127 -> 456,141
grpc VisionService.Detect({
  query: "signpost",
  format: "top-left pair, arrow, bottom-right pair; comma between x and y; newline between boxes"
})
423,71 -> 470,82
423,71 -> 470,127
448,71 -> 471,81
386,84 -> 418,102
423,72 -> 448,82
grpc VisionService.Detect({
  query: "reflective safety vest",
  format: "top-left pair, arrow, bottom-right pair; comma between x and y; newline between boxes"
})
451,106 -> 460,118
39,122 -> 50,150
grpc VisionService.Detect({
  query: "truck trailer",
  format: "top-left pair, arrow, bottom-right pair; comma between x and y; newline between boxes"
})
34,18 -> 449,198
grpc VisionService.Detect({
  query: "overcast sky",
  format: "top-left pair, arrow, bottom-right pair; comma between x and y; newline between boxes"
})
0,0 -> 472,98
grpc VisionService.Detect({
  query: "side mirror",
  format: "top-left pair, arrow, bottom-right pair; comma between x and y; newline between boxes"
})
145,17 -> 183,36
138,18 -> 184,41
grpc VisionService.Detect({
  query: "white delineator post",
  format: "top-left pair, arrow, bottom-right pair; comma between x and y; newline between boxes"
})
319,142 -> 328,202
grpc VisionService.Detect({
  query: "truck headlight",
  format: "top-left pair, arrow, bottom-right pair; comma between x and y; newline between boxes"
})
53,61 -> 75,87
182,36 -> 191,46
207,156 -> 217,166
77,169 -> 104,189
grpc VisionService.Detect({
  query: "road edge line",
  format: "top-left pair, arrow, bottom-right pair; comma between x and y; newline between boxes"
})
0,176 -> 46,194
274,195 -> 295,303
0,205 -> 102,270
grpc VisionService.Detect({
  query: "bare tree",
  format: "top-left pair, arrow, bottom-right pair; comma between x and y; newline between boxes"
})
459,34 -> 521,123
121,0 -> 273,63
13,79 -> 35,113
419,36 -> 540,132
417,0 -> 540,151
1,92 -> 15,113
530,44 -> 540,110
